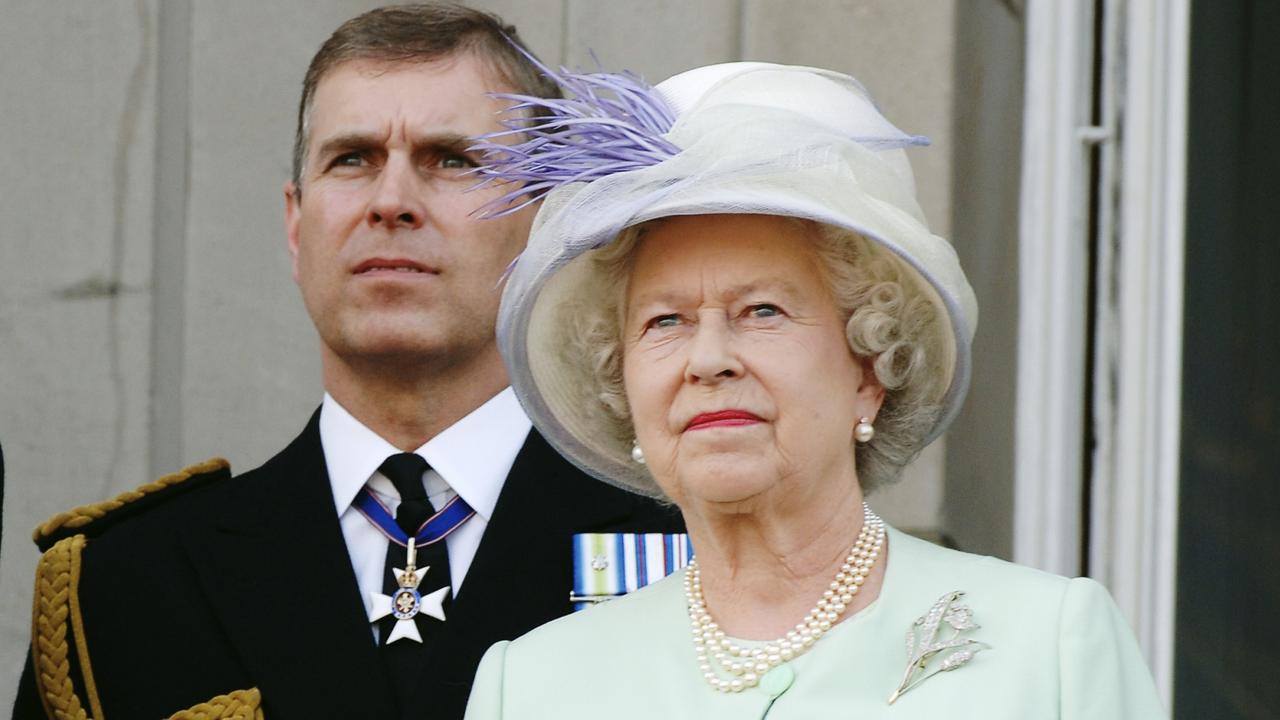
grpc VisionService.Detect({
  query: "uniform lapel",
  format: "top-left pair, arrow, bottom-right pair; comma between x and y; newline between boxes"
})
454,430 -> 646,614
185,414 -> 396,718
408,429 -> 666,718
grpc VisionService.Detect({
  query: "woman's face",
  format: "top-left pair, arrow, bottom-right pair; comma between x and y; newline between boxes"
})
621,214 -> 883,512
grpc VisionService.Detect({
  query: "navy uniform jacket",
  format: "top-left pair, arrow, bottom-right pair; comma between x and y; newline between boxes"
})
13,412 -> 681,719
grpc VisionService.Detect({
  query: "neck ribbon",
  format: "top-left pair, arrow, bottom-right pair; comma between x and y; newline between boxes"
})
353,487 -> 475,548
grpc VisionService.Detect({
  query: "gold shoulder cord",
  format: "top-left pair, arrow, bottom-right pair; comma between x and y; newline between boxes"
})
29,459 -> 238,720
167,688 -> 263,720
32,458 -> 229,543
32,534 -> 100,720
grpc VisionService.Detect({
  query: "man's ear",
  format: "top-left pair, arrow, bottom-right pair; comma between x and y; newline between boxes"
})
284,180 -> 302,282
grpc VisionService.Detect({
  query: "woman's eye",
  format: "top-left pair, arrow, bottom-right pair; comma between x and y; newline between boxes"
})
748,304 -> 781,318
648,314 -> 681,329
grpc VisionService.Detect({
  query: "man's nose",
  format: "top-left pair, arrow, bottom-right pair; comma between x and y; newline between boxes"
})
684,316 -> 744,385
366,158 -> 424,229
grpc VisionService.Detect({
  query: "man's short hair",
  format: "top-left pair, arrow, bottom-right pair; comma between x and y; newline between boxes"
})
292,2 -> 560,188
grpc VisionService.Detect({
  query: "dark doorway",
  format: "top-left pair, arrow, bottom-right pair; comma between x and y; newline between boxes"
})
1174,1 -> 1280,718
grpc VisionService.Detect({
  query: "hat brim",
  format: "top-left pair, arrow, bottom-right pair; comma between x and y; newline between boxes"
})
497,110 -> 976,497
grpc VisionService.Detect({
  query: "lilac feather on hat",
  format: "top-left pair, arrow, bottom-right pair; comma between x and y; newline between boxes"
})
469,60 -> 681,218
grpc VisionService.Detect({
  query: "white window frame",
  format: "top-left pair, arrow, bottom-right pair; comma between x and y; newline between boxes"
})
1016,0 -> 1187,706
1015,0 -> 1096,579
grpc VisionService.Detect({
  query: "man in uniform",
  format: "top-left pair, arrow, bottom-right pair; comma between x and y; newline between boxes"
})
13,5 -> 680,719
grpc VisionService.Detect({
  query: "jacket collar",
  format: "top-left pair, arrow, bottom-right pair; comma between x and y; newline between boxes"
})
185,411 -> 397,718
406,429 -> 665,718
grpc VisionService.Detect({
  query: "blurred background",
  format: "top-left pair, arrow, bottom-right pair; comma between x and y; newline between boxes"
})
0,1 -> 1274,716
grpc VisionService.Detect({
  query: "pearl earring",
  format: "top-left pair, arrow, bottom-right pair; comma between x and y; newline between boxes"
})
631,440 -> 646,464
854,417 -> 875,443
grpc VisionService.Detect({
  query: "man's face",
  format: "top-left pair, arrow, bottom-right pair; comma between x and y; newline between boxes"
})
285,55 -> 534,374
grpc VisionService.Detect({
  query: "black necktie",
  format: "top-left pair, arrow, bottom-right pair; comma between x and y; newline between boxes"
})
377,453 -> 452,709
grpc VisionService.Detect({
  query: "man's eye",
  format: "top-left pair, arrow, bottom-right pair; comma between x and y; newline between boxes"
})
748,304 -> 781,318
648,314 -> 680,329
439,154 -> 474,169
330,153 -> 365,168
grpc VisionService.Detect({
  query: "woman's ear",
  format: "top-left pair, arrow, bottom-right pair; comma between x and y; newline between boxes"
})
856,356 -> 887,420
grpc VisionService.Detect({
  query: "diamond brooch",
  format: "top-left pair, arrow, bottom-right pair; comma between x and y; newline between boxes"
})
888,590 -> 990,704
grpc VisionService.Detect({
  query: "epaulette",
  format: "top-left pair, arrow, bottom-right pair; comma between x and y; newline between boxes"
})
33,458 -> 231,552
28,459 -> 243,720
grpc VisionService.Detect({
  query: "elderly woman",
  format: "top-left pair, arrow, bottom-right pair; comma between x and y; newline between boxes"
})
465,63 -> 1164,718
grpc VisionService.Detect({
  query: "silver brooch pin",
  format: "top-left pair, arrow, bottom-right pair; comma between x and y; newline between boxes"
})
888,590 -> 990,704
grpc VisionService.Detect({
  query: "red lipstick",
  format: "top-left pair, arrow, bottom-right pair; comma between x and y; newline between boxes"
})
685,410 -> 763,431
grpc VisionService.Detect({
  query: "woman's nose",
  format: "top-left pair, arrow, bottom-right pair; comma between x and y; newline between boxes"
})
684,317 -> 744,384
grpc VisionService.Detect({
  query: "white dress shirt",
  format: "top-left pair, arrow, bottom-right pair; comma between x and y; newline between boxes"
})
321,388 -> 532,625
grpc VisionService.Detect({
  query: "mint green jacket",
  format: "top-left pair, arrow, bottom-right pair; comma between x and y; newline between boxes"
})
465,526 -> 1166,719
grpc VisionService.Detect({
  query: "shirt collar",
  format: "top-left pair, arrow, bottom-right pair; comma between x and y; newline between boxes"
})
321,394 -> 401,521
418,387 -> 531,522
321,388 -> 531,522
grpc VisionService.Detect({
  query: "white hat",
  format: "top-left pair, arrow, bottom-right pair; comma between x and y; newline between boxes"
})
476,62 -> 978,497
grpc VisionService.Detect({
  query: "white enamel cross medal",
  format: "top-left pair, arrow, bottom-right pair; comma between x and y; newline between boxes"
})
369,538 -> 450,644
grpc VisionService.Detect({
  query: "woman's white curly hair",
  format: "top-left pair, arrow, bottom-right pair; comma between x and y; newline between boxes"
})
565,216 -> 948,493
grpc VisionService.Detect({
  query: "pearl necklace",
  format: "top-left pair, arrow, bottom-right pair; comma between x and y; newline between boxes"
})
683,503 -> 886,693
